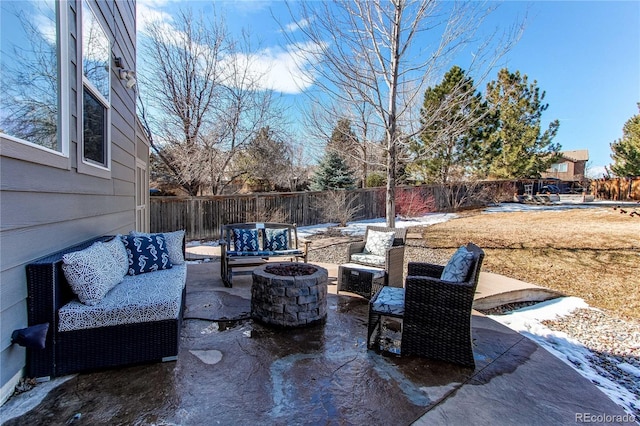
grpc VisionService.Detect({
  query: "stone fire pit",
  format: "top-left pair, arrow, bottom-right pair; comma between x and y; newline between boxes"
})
251,263 -> 328,328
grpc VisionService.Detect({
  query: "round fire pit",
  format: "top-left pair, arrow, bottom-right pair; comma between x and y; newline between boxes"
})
251,263 -> 328,328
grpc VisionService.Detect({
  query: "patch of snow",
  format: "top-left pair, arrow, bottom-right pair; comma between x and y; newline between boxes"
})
484,203 -> 607,213
618,363 -> 640,378
296,213 -> 458,238
488,297 -> 638,417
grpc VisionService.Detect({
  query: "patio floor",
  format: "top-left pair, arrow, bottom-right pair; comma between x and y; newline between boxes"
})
0,260 -> 629,425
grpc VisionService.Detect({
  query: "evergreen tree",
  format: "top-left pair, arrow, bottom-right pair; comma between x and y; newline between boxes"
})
610,104 -> 640,177
236,126 -> 292,189
484,69 -> 561,179
310,151 -> 356,191
410,66 -> 491,183
326,118 -> 364,186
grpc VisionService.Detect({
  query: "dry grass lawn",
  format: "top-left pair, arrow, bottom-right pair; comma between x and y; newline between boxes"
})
417,207 -> 640,320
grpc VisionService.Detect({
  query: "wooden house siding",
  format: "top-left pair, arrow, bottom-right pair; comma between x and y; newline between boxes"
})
0,0 -> 145,402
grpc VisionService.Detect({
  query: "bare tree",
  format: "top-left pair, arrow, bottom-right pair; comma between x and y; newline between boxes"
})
138,9 -> 285,195
283,0 -> 520,225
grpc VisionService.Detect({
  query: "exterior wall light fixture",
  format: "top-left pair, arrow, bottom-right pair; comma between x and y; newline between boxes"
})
114,56 -> 136,89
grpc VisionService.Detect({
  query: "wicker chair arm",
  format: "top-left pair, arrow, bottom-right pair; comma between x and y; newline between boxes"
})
404,275 -> 476,313
347,241 -> 366,257
385,245 -> 406,286
407,262 -> 444,278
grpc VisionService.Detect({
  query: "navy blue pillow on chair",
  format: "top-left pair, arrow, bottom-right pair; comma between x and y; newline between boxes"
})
121,234 -> 172,275
232,229 -> 259,251
264,228 -> 288,250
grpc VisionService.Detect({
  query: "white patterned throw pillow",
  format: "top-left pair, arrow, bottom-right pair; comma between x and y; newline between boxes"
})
364,230 -> 395,257
441,246 -> 474,283
62,242 -> 125,306
102,235 -> 129,279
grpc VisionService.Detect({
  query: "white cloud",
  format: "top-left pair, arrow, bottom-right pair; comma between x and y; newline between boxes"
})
137,0 -> 174,35
228,43 -> 322,94
283,17 -> 313,33
34,12 -> 56,45
135,0 -> 322,95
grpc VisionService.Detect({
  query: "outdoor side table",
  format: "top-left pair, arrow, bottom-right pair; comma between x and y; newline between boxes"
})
337,263 -> 386,299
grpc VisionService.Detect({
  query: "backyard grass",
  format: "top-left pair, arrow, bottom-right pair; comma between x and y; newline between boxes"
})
415,206 -> 640,320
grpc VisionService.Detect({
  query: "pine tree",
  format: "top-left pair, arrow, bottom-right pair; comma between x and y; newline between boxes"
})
327,118 -> 366,187
484,69 -> 561,179
610,104 -> 640,177
411,66 -> 491,183
310,151 -> 356,191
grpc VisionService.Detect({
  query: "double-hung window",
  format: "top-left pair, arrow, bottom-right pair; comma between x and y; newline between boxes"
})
81,0 -> 110,169
0,0 -> 69,167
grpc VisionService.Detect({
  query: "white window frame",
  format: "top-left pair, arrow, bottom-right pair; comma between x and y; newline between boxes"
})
78,0 -> 111,176
0,0 -> 70,170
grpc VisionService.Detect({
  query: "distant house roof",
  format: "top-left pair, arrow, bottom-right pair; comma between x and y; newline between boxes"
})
560,150 -> 589,162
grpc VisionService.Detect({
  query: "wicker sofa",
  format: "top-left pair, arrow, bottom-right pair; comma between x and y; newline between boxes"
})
25,233 -> 186,378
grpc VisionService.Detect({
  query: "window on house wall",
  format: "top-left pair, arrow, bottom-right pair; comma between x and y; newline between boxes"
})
550,163 -> 568,173
82,0 -> 110,168
0,0 -> 67,155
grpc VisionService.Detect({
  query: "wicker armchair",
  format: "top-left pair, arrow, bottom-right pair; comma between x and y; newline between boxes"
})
367,243 -> 485,368
346,226 -> 407,287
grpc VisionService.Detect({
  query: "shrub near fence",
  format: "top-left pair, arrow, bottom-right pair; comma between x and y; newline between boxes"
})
150,182 -> 515,241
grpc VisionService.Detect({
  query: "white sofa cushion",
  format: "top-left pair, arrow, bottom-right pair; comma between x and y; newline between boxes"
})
62,242 -> 125,306
102,235 -> 129,278
58,264 -> 187,332
350,253 -> 386,267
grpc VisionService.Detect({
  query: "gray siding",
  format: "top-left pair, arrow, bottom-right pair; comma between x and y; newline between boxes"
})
0,0 -> 145,399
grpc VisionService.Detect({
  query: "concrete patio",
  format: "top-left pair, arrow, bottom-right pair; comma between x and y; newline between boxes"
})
0,258 -> 630,425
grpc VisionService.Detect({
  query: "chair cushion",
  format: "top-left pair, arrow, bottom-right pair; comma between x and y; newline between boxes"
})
131,230 -> 185,265
232,228 -> 259,251
371,287 -> 405,315
58,264 -> 187,332
441,245 -> 474,283
121,234 -> 172,275
264,228 -> 288,250
62,242 -> 124,306
364,230 -> 395,256
350,253 -> 386,267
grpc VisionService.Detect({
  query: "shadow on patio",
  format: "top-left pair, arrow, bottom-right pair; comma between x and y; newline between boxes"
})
0,259 -> 628,425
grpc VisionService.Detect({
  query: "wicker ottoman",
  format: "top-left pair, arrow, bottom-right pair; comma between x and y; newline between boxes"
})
337,263 -> 386,299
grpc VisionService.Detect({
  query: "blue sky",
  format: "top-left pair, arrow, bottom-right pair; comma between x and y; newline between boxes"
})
137,1 -> 640,176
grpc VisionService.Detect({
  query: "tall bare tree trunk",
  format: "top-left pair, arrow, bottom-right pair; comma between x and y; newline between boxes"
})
385,1 -> 403,227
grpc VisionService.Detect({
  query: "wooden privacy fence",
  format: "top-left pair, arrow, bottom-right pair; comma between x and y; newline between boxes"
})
150,188 -> 387,241
150,182 -> 516,241
591,177 -> 640,201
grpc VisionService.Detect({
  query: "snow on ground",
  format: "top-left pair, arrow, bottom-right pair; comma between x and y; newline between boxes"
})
487,299 -> 639,417
296,212 -> 458,238
484,201 -> 623,213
